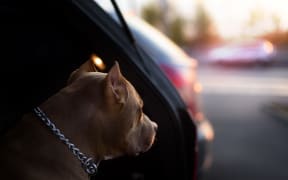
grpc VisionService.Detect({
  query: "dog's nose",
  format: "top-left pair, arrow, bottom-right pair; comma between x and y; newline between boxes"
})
152,122 -> 158,132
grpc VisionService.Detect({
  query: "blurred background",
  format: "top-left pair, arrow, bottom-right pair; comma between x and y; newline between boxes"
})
97,0 -> 288,179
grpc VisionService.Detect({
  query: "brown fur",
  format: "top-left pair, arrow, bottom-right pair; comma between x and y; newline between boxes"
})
0,61 -> 157,180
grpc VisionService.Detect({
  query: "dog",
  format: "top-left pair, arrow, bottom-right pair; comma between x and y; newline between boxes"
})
0,60 -> 157,180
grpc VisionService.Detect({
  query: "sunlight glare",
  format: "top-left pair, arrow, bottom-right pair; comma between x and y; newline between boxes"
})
203,0 -> 288,39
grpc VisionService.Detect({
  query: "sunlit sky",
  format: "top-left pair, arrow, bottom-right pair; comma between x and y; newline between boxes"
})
181,0 -> 288,39
96,0 -> 288,39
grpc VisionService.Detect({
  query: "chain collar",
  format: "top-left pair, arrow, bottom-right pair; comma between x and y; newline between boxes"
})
33,107 -> 98,176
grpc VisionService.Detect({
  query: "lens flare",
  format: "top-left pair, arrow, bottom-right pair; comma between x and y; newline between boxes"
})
91,55 -> 106,71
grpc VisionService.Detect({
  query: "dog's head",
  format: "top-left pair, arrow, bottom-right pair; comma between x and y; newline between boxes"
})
67,60 -> 157,159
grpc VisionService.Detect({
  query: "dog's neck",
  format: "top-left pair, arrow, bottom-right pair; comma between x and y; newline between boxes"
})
22,86 -> 104,179
34,106 -> 99,175
38,86 -> 105,162
39,113 -> 93,178
0,111 -> 92,180
39,94 -> 97,158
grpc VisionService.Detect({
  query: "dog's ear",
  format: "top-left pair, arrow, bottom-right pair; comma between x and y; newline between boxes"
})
106,61 -> 128,104
67,59 -> 97,84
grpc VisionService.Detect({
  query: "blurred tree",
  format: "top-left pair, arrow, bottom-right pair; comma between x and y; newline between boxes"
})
141,2 -> 186,46
247,9 -> 264,29
191,1 -> 219,46
141,3 -> 162,29
194,3 -> 211,38
250,12 -> 288,47
169,17 -> 185,46
244,8 -> 266,37
271,14 -> 281,33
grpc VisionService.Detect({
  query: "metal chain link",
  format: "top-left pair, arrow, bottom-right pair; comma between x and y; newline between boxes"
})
33,107 -> 98,176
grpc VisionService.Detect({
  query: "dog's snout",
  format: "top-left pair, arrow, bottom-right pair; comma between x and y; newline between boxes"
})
152,122 -> 158,132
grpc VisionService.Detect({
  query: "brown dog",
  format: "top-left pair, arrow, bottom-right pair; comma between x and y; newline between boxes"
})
0,60 -> 157,180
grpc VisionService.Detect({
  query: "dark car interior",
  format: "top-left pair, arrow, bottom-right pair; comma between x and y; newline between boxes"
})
1,0 -> 197,179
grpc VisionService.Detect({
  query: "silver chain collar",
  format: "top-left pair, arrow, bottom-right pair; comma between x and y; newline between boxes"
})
33,107 -> 98,176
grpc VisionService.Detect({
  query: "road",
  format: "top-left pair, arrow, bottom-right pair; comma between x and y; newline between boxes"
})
198,65 -> 288,180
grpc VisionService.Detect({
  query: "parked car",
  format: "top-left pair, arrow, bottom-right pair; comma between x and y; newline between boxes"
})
1,0 -> 197,180
207,39 -> 275,66
119,14 -> 215,175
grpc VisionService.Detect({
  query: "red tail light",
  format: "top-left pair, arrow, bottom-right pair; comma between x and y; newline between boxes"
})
159,64 -> 185,88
